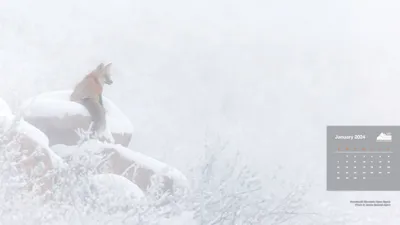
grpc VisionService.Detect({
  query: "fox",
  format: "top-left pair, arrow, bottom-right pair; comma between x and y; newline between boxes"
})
70,63 -> 114,139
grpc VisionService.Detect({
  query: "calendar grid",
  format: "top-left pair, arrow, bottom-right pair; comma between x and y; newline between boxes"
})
327,126 -> 400,191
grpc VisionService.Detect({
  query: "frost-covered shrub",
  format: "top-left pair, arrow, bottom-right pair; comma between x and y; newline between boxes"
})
0,121 -> 357,225
185,140 -> 311,225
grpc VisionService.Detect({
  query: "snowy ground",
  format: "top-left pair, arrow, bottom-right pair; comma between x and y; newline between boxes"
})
2,0 -> 400,224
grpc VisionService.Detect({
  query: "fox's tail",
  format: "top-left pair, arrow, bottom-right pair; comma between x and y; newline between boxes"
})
80,98 -> 106,133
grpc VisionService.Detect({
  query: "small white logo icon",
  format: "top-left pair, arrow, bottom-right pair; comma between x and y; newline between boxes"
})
376,132 -> 392,142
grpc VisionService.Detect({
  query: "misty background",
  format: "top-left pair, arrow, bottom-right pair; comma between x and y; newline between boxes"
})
1,0 -> 400,223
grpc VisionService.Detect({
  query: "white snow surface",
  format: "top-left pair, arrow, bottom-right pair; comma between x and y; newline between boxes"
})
89,173 -> 145,199
0,98 -> 12,117
20,90 -> 133,134
159,211 -> 196,225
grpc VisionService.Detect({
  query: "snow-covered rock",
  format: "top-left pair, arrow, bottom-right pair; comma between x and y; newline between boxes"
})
0,97 -> 66,195
89,173 -> 145,199
85,173 -> 146,213
20,90 -> 133,147
52,140 -> 189,195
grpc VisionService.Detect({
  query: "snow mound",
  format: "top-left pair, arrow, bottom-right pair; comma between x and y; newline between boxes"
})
20,90 -> 133,134
0,98 -> 14,132
89,173 -> 145,199
0,98 -> 50,147
0,98 -> 12,117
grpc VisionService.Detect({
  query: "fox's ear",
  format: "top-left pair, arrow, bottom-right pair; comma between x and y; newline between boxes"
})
104,63 -> 112,72
96,63 -> 105,71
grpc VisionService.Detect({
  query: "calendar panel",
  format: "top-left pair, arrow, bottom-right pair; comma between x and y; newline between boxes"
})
327,126 -> 400,191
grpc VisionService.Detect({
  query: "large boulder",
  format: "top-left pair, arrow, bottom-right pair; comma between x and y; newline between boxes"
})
0,98 -> 66,196
20,90 -> 133,147
52,141 -> 189,195
89,173 -> 145,200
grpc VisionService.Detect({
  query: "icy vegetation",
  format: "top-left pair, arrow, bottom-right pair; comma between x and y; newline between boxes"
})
0,97 -> 325,225
0,127 -> 254,225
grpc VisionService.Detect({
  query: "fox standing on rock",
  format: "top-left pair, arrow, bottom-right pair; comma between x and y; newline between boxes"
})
70,63 -> 113,138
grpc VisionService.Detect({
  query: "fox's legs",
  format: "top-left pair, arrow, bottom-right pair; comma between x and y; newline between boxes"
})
80,98 -> 106,134
79,98 -> 115,143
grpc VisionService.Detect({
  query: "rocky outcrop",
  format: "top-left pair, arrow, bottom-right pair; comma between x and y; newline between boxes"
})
0,98 -> 66,196
20,90 -> 133,147
52,141 -> 189,195
3,92 -> 189,201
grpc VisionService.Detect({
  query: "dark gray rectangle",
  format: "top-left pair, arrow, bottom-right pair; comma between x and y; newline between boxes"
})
327,126 -> 399,191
